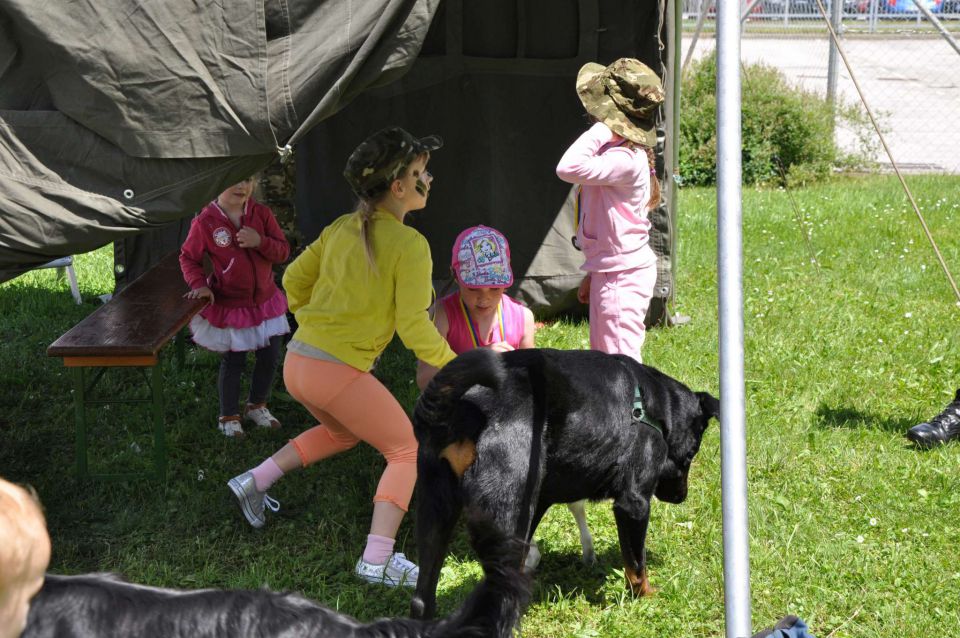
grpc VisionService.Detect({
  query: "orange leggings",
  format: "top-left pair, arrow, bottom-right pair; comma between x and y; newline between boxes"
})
283,351 -> 418,511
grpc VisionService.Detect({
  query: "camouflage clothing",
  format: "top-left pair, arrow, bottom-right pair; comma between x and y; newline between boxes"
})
576,58 -> 665,147
258,157 -> 301,254
343,126 -> 443,199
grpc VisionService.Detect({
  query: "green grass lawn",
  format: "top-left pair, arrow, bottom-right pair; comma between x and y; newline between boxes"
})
2,174 -> 959,636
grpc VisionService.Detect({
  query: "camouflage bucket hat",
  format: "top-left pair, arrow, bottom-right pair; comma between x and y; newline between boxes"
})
576,58 -> 665,147
343,126 -> 443,198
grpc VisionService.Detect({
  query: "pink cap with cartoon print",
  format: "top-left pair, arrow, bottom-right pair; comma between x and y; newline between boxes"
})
450,225 -> 514,288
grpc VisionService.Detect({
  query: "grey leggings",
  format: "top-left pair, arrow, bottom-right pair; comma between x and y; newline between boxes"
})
218,335 -> 283,417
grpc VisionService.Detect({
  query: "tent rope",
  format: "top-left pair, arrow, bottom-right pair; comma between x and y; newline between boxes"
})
814,0 -> 960,306
774,157 -> 822,275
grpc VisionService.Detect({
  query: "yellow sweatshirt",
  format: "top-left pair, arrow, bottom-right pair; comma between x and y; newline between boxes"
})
282,209 -> 457,372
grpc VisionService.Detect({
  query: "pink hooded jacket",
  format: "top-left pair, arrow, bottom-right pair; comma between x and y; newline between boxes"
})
180,198 -> 289,309
556,121 -> 657,273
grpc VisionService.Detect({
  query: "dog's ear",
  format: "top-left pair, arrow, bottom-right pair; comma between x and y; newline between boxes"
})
696,392 -> 720,421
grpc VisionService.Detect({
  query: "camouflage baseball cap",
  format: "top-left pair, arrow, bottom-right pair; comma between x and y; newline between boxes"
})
576,58 -> 665,147
343,126 -> 443,198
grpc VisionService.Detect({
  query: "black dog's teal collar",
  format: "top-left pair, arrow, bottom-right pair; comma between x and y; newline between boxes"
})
632,387 -> 663,435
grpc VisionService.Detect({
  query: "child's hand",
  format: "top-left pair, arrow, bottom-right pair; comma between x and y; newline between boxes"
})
486,341 -> 515,353
577,275 -> 591,304
236,227 -> 261,248
591,120 -> 616,142
185,286 -> 214,303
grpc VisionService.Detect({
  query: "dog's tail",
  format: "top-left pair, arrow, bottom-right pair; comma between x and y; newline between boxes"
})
413,348 -> 506,438
432,514 -> 531,638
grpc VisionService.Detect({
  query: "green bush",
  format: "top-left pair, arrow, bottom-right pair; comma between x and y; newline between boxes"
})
679,52 -> 873,187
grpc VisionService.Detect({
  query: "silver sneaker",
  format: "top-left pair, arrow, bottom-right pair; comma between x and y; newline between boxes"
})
227,471 -> 279,529
354,552 -> 419,588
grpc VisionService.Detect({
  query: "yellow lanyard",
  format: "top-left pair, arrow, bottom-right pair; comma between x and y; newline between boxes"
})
573,185 -> 583,235
459,298 -> 504,348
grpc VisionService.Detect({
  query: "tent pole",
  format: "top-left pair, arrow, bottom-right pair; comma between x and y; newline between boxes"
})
716,0 -> 752,636
667,0 -> 683,297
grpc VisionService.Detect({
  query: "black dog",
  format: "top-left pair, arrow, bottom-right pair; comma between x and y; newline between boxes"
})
410,348 -> 719,619
23,517 -> 528,638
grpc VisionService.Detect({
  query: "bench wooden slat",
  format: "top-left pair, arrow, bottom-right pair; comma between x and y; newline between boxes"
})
47,252 -> 206,360
62,355 -> 158,367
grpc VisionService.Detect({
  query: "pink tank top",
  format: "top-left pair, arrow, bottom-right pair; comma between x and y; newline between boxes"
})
441,292 -> 526,355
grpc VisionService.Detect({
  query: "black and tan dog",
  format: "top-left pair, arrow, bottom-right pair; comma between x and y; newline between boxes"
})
22,517 -> 528,638
410,347 -> 719,619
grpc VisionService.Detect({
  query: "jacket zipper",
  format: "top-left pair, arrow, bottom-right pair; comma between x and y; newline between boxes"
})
242,202 -> 258,301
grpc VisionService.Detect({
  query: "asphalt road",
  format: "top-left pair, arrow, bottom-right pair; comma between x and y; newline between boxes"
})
682,36 -> 960,173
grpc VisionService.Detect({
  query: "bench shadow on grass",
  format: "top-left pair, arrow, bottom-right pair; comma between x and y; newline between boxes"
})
813,403 -> 917,434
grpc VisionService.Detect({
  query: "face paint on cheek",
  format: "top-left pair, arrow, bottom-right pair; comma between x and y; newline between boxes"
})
415,179 -> 428,196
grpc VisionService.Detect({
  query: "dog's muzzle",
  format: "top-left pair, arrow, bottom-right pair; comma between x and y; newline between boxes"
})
654,475 -> 688,503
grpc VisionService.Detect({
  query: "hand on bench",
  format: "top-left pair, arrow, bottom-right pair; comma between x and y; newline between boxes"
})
185,286 -> 215,303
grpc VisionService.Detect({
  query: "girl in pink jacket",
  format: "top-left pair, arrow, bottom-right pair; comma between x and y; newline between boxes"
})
556,58 -> 665,363
180,177 -> 290,437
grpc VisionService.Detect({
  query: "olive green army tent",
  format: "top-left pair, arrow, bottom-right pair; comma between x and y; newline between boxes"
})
0,0 -> 439,276
0,0 -> 682,321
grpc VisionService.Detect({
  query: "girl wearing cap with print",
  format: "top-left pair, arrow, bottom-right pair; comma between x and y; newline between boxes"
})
556,57 -> 665,364
227,126 -> 457,589
415,227 -> 597,573
415,225 -> 536,390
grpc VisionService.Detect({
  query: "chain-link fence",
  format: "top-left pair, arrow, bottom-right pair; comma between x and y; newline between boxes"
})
681,0 -> 960,174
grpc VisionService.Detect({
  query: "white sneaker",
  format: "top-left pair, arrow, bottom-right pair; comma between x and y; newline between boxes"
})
218,416 -> 244,437
245,404 -> 281,429
354,552 -> 419,588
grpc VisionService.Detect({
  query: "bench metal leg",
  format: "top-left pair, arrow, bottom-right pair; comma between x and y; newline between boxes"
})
69,364 -> 166,482
150,364 -> 166,482
175,328 -> 186,369
73,367 -> 88,479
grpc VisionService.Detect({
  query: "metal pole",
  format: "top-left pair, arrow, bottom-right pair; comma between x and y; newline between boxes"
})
716,0 -> 752,635
911,0 -> 960,57
741,0 -> 765,23
668,0 -> 683,282
682,0 -> 712,76
672,0 -> 684,176
826,0 -> 843,107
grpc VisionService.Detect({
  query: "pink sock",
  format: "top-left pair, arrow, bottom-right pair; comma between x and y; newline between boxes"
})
250,457 -> 284,492
362,534 -> 395,565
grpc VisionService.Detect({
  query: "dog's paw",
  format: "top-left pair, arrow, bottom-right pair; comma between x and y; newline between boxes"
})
624,567 -> 657,597
523,543 -> 542,572
637,580 -> 657,596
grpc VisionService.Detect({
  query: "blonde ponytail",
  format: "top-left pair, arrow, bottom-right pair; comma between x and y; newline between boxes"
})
357,199 -> 378,271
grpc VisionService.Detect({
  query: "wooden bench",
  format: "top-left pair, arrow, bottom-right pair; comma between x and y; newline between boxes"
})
47,251 -> 206,481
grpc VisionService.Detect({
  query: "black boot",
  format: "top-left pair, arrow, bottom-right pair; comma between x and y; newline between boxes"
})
906,389 -> 960,448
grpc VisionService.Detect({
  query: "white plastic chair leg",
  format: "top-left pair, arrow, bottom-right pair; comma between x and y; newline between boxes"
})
64,262 -> 81,304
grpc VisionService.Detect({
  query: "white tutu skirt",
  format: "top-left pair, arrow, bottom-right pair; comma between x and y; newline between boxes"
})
189,313 -> 290,353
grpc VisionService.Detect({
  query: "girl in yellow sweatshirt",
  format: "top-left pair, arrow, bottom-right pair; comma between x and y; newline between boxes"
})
228,127 -> 456,588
